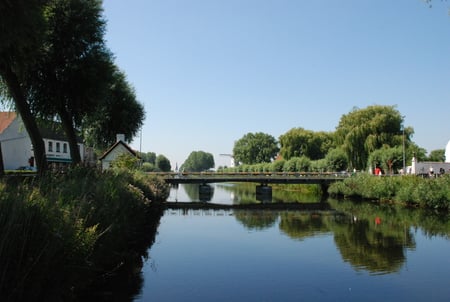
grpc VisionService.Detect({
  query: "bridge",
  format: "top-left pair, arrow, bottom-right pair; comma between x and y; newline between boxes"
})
148,171 -> 349,202
148,171 -> 349,186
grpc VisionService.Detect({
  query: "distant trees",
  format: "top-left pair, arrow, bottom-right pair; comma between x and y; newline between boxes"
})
427,149 -> 445,162
279,128 -> 334,160
233,132 -> 279,165
181,151 -> 214,172
156,155 -> 171,172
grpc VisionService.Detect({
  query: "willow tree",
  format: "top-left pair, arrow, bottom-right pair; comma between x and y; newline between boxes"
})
279,128 -> 335,160
0,0 -> 49,174
334,105 -> 412,171
28,0 -> 114,165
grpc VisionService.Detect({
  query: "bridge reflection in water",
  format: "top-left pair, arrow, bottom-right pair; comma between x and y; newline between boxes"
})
148,172 -> 349,203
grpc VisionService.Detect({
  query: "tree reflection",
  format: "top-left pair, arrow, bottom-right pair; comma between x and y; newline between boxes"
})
328,199 -> 416,275
234,210 -> 279,230
279,212 -> 333,240
333,218 -> 414,275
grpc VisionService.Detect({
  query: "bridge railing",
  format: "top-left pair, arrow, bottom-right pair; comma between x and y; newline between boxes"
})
147,171 -> 350,179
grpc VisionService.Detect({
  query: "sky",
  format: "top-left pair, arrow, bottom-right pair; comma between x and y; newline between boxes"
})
102,0 -> 450,168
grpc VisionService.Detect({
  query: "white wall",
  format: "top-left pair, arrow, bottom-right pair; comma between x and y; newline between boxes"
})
0,118 -> 33,170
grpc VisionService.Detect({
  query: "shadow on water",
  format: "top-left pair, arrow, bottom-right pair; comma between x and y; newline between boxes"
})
74,205 -> 164,301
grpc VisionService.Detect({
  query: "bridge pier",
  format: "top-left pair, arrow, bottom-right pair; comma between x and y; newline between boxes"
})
256,184 -> 272,202
199,184 -> 213,202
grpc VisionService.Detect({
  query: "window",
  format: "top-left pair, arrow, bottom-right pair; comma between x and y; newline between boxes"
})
48,141 -> 53,152
63,143 -> 68,153
56,142 -> 60,153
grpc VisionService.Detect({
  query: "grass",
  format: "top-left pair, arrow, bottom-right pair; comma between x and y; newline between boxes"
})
328,173 -> 450,210
0,167 -> 169,301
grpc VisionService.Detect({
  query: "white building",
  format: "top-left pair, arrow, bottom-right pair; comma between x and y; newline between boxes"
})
0,112 -> 84,170
99,134 -> 137,170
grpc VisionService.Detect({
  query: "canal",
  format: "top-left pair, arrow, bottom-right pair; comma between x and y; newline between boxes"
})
129,183 -> 450,301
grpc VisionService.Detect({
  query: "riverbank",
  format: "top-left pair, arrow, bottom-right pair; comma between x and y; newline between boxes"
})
328,173 -> 450,210
0,168 -> 169,301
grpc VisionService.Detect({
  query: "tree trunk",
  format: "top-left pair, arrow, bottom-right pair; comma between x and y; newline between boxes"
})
0,142 -> 4,177
0,64 -> 48,176
58,109 -> 81,165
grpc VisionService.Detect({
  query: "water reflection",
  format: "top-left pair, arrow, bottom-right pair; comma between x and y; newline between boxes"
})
234,210 -> 278,230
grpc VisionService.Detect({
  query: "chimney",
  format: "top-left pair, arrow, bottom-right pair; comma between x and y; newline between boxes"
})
116,134 -> 125,142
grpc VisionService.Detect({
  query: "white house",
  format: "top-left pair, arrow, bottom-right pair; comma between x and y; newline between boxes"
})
0,112 -> 84,170
99,134 -> 137,170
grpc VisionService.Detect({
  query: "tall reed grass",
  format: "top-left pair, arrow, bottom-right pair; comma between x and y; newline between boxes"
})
329,173 -> 450,210
0,167 -> 168,301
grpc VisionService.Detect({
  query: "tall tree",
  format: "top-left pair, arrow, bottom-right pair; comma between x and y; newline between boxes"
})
0,0 -> 49,174
181,151 -> 215,172
279,128 -> 334,160
29,0 -> 113,164
233,132 -> 279,165
82,69 -> 145,150
334,105 -> 412,171
156,155 -> 171,172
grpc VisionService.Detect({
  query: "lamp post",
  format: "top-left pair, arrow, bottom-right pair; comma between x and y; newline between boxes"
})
402,116 -> 406,174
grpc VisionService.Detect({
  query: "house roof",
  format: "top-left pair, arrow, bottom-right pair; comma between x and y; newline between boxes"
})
99,140 -> 137,160
0,112 -> 17,134
0,112 -> 82,143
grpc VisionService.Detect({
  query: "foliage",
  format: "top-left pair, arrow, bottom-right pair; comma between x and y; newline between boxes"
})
329,173 -> 450,210
110,153 -> 140,170
279,128 -> 334,160
156,154 -> 171,172
368,146 -> 403,175
283,156 -> 311,172
141,162 -> 157,172
82,68 -> 145,150
233,132 -> 279,165
138,151 -> 157,164
181,150 -> 215,172
0,167 -> 167,300
324,148 -> 348,172
0,0 -> 49,174
334,105 -> 412,171
427,149 -> 445,162
271,159 -> 285,172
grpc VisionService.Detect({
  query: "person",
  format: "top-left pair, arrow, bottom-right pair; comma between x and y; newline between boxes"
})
28,156 -> 34,167
429,166 -> 434,177
374,166 -> 381,176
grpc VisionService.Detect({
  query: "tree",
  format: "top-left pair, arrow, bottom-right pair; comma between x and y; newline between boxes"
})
28,0 -> 115,164
82,68 -> 145,150
334,105 -> 412,171
324,148 -> 348,172
138,152 -> 157,164
233,132 -> 279,165
156,155 -> 171,172
0,0 -> 49,174
181,151 -> 215,172
279,128 -> 334,160
368,147 -> 403,175
427,149 -> 445,162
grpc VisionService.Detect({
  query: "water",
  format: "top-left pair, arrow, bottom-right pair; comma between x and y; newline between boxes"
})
133,184 -> 450,302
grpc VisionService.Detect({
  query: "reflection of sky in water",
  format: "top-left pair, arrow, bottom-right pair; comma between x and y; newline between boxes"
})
136,210 -> 450,302
168,183 -> 237,204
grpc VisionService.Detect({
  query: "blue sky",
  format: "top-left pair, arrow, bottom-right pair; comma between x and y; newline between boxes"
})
102,0 -> 450,168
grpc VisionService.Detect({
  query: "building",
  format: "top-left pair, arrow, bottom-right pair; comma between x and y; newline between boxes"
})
0,112 -> 84,170
99,134 -> 137,170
